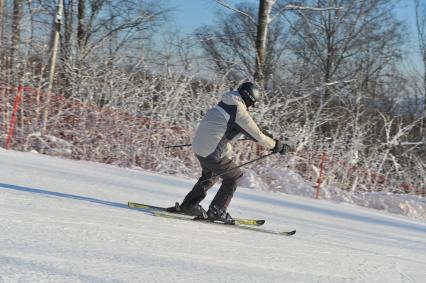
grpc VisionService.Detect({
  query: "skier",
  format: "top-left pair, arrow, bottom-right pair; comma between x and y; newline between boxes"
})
167,82 -> 290,224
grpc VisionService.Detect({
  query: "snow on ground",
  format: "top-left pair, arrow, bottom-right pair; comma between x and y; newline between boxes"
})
242,167 -> 426,220
1,148 -> 426,282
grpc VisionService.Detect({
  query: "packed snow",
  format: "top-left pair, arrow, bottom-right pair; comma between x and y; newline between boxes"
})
240,166 -> 426,220
1,148 -> 426,282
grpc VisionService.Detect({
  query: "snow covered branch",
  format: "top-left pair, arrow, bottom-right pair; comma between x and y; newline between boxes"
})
214,0 -> 257,25
270,4 -> 342,22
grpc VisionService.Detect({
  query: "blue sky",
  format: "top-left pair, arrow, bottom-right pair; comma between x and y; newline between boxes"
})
164,0 -> 218,33
166,0 -> 418,34
164,0 -> 423,72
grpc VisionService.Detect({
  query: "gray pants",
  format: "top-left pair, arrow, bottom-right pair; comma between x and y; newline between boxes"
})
182,155 -> 243,211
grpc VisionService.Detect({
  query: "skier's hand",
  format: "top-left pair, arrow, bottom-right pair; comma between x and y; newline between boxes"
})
272,139 -> 291,154
262,129 -> 274,139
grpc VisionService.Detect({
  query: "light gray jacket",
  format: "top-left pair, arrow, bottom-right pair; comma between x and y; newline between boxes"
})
192,91 -> 276,159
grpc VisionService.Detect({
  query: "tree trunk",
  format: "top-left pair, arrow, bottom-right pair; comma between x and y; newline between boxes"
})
414,0 -> 426,135
423,50 -> 426,117
60,0 -> 74,97
78,0 -> 86,52
11,0 -> 23,74
63,0 -> 74,59
0,0 -> 4,49
255,0 -> 276,87
0,0 -> 4,70
42,0 -> 64,133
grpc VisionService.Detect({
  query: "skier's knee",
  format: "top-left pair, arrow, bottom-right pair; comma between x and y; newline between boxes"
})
203,176 -> 218,189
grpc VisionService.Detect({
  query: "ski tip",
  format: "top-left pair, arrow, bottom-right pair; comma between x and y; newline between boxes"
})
234,219 -> 266,226
128,202 -> 146,209
281,230 -> 296,236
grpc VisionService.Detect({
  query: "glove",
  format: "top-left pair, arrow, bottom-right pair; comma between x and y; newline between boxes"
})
262,129 -> 274,139
272,139 -> 291,154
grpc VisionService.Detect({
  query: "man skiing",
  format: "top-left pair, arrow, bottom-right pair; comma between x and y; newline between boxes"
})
167,82 -> 289,224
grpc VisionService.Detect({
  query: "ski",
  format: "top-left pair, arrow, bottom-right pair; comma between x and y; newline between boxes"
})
128,202 -> 296,236
128,202 -> 265,226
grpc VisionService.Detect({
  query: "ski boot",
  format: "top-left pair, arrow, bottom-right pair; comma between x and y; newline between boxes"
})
206,205 -> 235,225
167,202 -> 207,219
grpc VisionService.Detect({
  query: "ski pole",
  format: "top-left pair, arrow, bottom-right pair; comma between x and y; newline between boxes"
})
201,152 -> 277,183
165,138 -> 252,149
164,143 -> 192,149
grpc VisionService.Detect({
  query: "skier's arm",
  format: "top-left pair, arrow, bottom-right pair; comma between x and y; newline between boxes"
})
234,106 -> 276,150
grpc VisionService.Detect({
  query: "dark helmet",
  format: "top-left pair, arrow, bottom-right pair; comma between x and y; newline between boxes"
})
238,82 -> 260,107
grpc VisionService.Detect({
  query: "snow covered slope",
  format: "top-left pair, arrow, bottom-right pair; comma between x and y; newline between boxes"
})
1,148 -> 425,282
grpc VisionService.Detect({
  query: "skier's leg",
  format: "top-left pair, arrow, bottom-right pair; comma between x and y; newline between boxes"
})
177,156 -> 219,216
181,168 -> 218,207
207,157 -> 243,223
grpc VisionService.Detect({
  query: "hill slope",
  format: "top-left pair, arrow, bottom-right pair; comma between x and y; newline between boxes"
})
0,149 -> 425,282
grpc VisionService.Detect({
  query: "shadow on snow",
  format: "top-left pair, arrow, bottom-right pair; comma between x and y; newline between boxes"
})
0,182 -> 128,210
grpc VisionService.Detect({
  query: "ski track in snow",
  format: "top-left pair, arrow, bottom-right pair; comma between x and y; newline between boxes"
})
0,149 -> 425,283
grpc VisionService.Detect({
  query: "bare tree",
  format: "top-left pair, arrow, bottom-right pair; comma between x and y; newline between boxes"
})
74,0 -> 166,61
201,1 -> 341,87
51,0 -> 169,101
0,0 -> 4,50
414,0 -> 426,115
290,0 -> 404,100
77,0 -> 85,52
255,0 -> 276,85
62,0 -> 74,59
10,0 -> 24,74
0,0 -> 5,76
209,0 -> 285,86
42,0 -> 64,132
197,1 -> 292,85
